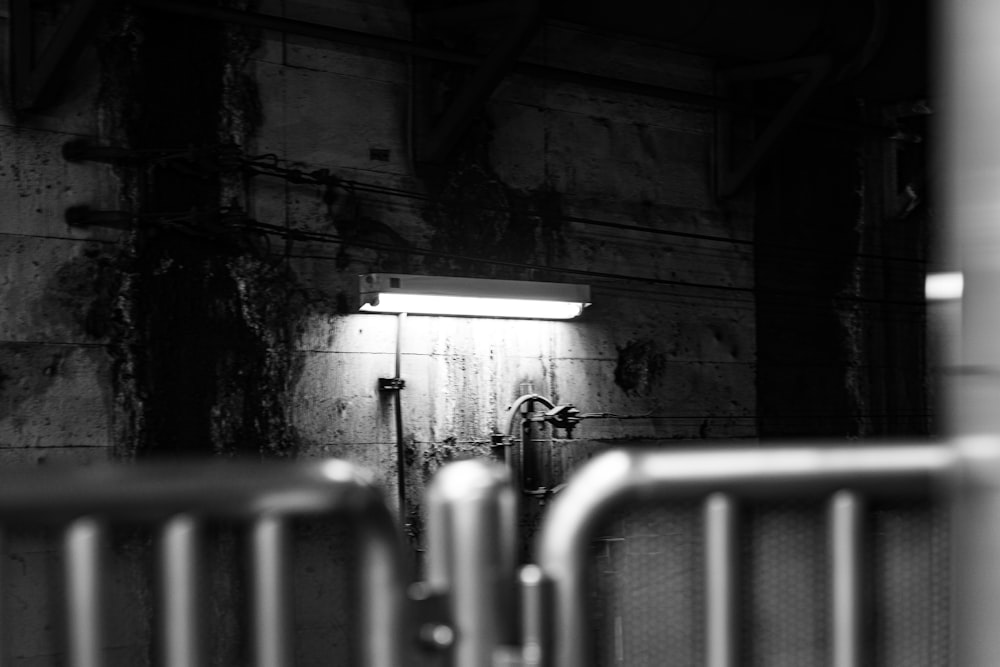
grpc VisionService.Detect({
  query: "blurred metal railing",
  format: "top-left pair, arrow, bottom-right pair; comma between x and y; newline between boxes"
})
532,444 -> 956,667
0,459 -> 407,667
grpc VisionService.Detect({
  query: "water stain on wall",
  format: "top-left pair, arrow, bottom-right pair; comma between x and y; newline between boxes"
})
615,339 -> 667,396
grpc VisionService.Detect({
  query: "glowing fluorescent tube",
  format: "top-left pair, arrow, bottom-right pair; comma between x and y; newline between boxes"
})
925,272 -> 964,301
359,274 -> 591,319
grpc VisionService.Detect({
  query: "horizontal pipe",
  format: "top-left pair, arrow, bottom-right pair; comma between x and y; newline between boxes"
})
535,444 -> 952,667
0,459 -> 390,522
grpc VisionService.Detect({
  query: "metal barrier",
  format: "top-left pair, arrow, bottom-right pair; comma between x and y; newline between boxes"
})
0,459 -> 408,667
532,444 -> 957,667
0,445 -> 988,667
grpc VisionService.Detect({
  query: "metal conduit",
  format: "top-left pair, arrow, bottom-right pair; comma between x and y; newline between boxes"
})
535,445 -> 952,667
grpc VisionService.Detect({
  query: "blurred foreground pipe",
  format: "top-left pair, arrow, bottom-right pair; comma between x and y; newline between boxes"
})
64,518 -> 103,667
704,493 -> 737,667
426,461 -> 517,667
829,490 -> 864,667
939,0 -> 1000,664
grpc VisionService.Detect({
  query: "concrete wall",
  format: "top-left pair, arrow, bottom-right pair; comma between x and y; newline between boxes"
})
0,0 -> 935,665
247,1 -> 755,529
0,0 -> 125,466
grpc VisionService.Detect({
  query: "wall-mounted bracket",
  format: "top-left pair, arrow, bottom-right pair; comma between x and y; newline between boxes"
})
10,0 -> 111,111
379,377 -> 406,391
412,0 -> 541,165
715,54 -> 832,199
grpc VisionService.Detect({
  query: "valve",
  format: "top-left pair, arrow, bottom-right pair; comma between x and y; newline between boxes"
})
543,404 -> 581,437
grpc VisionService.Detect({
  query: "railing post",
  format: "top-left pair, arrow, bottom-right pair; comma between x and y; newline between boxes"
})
426,460 -> 517,667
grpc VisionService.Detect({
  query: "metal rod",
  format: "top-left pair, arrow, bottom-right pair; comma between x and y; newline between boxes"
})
251,515 -> 290,667
704,493 -> 737,667
536,445 -> 950,667
160,515 -> 201,667
64,517 -> 103,667
829,490 -> 864,667
427,460 -> 516,667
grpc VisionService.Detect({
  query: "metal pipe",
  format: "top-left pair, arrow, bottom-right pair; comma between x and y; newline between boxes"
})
829,490 -> 864,667
535,445 -> 951,667
64,518 -> 103,667
251,515 -> 291,667
952,436 -> 1000,666
358,513 -> 410,667
704,492 -> 737,667
504,393 -> 555,489
395,312 -> 407,518
426,460 -> 517,667
519,564 -> 549,667
938,0 -> 1000,661
0,528 -> 7,667
0,459 -> 395,521
160,515 -> 201,667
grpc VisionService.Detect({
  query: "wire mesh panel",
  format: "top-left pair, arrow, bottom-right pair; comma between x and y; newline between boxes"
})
588,503 -> 704,667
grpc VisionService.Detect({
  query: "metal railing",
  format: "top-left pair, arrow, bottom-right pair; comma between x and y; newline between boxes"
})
0,459 -> 408,667
533,444 -> 955,667
0,442 -> 990,666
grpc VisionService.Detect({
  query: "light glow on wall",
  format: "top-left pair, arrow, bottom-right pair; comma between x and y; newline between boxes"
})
359,273 -> 591,319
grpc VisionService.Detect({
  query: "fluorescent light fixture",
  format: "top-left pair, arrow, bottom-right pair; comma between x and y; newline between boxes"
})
359,273 -> 591,319
926,271 -> 964,301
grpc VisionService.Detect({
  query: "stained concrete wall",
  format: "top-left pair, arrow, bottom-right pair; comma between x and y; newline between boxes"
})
0,1 -> 938,665
247,1 -> 756,531
0,1 -> 124,466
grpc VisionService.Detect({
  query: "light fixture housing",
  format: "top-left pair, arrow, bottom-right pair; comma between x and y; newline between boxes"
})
359,273 -> 591,319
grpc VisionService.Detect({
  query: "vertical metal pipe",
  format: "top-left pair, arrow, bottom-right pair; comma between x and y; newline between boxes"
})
427,460 -> 516,667
64,517 -> 103,667
704,493 -> 737,667
358,515 -> 408,667
939,0 -> 1000,434
520,564 -> 549,667
952,437 -> 1000,666
829,490 -> 864,667
0,528 -> 8,667
395,312 -> 407,517
251,515 -> 290,667
938,0 -> 1000,661
160,515 -> 200,667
